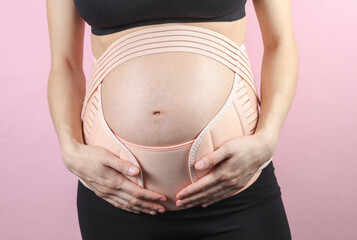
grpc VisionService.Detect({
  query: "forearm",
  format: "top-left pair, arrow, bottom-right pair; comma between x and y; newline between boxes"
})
47,65 -> 86,153
255,40 -> 299,150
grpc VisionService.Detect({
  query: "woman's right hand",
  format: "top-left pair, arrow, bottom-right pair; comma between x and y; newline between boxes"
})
61,141 -> 167,215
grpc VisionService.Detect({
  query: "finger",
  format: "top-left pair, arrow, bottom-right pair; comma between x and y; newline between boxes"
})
184,187 -> 235,209
82,179 -> 141,214
194,143 -> 232,171
176,170 -> 217,200
111,192 -> 164,215
104,192 -> 141,212
90,187 -> 135,212
104,197 -> 140,214
201,190 -> 237,208
178,181 -> 226,206
95,182 -> 163,215
120,190 -> 166,215
181,190 -> 222,208
118,182 -> 166,214
90,175 -> 125,194
107,194 -> 157,215
92,178 -> 166,214
121,179 -> 167,202
101,150 -> 140,177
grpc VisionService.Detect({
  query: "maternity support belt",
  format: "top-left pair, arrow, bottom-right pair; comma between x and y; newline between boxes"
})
80,24 -> 273,210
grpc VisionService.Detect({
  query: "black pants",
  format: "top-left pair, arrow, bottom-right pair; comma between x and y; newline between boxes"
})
77,161 -> 291,240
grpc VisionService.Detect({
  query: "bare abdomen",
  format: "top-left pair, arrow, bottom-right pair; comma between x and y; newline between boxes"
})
101,51 -> 239,147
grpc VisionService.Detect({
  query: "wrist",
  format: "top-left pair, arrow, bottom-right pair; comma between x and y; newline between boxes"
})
60,136 -> 82,169
58,125 -> 84,151
254,128 -> 279,155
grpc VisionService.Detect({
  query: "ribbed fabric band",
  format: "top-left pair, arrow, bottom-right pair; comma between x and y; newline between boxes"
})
114,133 -> 195,151
81,24 -> 260,121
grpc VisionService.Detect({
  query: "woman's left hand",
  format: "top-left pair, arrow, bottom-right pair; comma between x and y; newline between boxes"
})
175,131 -> 277,208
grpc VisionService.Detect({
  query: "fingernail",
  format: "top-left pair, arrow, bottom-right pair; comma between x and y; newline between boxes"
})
177,200 -> 182,206
196,161 -> 205,170
128,166 -> 138,175
159,197 -> 166,201
158,208 -> 165,213
149,211 -> 156,215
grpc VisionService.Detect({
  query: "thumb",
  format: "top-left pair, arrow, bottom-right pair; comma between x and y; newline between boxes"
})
103,152 -> 140,176
195,144 -> 231,171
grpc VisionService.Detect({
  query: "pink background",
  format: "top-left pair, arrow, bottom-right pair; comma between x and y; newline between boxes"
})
1,1 -> 356,239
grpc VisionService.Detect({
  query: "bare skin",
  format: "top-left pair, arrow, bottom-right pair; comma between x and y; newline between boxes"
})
100,20 -> 246,147
46,0 -> 298,215
91,20 -> 246,59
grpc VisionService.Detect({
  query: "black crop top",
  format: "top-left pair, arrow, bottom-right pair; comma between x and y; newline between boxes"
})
73,0 -> 247,36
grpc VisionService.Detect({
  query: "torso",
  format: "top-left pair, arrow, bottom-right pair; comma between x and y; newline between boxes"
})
96,19 -> 247,146
91,19 -> 246,60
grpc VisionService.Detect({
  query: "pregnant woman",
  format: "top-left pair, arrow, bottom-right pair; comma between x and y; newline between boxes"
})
47,0 -> 298,239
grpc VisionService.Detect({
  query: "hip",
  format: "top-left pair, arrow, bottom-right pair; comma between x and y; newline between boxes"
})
79,24 -> 268,210
77,161 -> 290,240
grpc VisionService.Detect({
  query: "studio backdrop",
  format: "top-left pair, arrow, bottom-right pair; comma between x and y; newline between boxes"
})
0,0 -> 356,239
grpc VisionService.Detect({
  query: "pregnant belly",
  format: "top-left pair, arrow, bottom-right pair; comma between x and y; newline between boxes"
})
101,51 -> 236,146
81,24 -> 262,210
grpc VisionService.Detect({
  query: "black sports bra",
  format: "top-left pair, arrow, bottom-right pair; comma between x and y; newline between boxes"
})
73,0 -> 247,36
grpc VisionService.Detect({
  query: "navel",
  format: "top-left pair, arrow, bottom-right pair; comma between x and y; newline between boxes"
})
152,110 -> 165,117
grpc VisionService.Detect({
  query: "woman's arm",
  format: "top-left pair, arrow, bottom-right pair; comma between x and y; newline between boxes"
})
252,0 -> 299,153
46,0 -> 86,159
175,0 -> 299,208
46,0 -> 167,215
